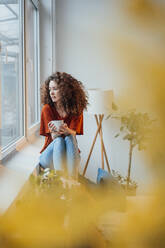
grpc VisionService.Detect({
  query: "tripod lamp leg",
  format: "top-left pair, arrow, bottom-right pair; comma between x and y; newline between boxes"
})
82,117 -> 102,176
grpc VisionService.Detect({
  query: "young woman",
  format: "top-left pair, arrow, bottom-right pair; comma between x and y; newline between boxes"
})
36,72 -> 88,178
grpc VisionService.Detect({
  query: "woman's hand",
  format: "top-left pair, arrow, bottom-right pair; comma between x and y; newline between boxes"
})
48,122 -> 61,140
48,122 -> 57,133
58,123 -> 76,136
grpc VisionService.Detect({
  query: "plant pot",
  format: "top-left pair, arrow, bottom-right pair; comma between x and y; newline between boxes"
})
121,184 -> 137,196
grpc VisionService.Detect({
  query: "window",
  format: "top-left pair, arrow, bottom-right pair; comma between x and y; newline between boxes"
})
25,0 -> 40,128
0,0 -> 40,160
0,0 -> 24,151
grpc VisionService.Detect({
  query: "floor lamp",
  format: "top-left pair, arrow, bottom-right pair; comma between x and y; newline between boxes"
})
83,89 -> 114,176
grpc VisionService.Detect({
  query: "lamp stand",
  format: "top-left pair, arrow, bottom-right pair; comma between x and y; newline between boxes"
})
83,114 -> 111,176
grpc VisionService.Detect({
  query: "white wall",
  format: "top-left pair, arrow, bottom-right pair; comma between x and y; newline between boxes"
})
55,0 -> 155,192
39,0 -> 55,84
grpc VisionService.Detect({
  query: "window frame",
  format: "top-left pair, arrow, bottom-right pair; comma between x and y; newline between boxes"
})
25,0 -> 40,139
0,0 -> 40,161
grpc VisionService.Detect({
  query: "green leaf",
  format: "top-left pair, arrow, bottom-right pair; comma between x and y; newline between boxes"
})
123,134 -> 133,140
138,144 -> 146,150
106,114 -> 111,120
121,116 -> 127,124
114,133 -> 120,138
112,102 -> 118,111
120,126 -> 124,131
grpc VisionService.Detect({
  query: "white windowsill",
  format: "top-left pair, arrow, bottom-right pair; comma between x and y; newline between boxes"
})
0,134 -> 44,214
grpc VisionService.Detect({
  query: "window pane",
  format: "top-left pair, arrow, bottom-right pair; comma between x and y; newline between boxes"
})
0,0 -> 24,148
26,0 -> 39,127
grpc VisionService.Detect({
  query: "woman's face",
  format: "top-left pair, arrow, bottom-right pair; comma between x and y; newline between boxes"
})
49,80 -> 61,103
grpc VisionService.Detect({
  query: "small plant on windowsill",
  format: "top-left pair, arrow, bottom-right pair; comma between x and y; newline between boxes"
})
29,168 -> 80,196
109,109 -> 155,195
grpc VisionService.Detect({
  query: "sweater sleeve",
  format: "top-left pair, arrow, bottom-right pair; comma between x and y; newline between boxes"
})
69,113 -> 83,135
40,104 -> 55,136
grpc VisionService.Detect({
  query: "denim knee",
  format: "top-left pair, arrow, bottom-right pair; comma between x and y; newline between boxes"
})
64,134 -> 74,143
65,135 -> 79,156
52,136 -> 64,146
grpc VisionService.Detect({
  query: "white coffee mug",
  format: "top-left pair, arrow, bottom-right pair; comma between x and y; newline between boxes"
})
49,120 -> 64,131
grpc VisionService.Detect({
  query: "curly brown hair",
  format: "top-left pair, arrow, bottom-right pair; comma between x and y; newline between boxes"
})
40,72 -> 88,116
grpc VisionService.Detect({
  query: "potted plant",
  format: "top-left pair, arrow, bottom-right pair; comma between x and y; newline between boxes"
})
112,109 -> 154,195
111,170 -> 138,196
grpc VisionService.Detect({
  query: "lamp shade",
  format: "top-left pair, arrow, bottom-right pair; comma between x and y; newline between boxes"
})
87,88 -> 114,115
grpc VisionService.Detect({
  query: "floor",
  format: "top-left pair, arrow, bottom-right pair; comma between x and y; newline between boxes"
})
0,137 -> 43,214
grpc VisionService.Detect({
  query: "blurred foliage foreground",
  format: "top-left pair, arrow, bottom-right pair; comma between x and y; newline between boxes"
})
0,169 -> 126,248
0,168 -> 164,248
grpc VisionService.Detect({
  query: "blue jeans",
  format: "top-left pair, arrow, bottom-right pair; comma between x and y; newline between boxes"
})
39,135 -> 80,177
